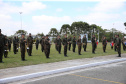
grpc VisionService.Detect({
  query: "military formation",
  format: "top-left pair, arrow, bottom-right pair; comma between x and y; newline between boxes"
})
0,28 -> 125,63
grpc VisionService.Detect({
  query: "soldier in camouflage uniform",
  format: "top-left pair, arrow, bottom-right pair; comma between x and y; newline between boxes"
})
72,35 -> 76,52
54,36 -> 58,51
40,36 -> 45,52
4,36 -> 8,58
68,36 -> 72,51
27,33 -> 33,56
0,29 -> 5,63
56,35 -> 62,54
116,34 -> 121,57
36,38 -> 39,50
77,36 -> 82,55
114,35 -> 117,51
102,36 -> 107,53
8,38 -> 12,51
91,35 -> 97,54
82,35 -> 87,52
44,35 -> 51,58
13,36 -> 18,54
20,34 -> 27,61
62,34 -> 68,57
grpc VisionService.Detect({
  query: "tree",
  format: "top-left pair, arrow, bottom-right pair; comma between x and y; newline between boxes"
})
49,28 -> 59,38
90,24 -> 97,33
81,22 -> 90,34
37,32 -> 44,37
15,30 -> 27,36
60,24 -> 71,35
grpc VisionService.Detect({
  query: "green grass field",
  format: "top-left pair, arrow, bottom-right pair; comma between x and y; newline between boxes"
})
0,43 -> 125,69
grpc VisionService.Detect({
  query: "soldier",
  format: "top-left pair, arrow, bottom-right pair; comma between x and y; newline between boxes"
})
116,34 -> 121,57
44,35 -> 51,58
27,33 -> 33,56
56,35 -> 62,54
114,35 -> 117,51
36,38 -> 39,50
4,36 -> 8,58
91,35 -> 97,54
102,36 -> 107,53
77,36 -> 82,55
54,36 -> 58,51
40,36 -> 45,52
82,35 -> 87,52
62,34 -> 68,57
0,29 -> 5,63
72,35 -> 76,52
68,36 -> 72,51
16,36 -> 19,52
20,34 -> 26,61
121,36 -> 126,51
8,38 -> 12,51
13,36 -> 18,54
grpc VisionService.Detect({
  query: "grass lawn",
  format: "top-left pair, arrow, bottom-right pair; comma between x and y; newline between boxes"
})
0,43 -> 125,69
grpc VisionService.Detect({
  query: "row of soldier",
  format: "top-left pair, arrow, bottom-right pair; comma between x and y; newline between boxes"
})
0,28 -> 124,63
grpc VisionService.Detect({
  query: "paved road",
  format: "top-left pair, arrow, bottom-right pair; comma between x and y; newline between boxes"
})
22,61 -> 126,84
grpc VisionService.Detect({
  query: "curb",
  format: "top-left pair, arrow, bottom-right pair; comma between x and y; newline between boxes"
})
0,58 -> 126,84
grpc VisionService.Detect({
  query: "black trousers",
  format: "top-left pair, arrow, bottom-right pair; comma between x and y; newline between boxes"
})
111,46 -> 113,49
21,47 -> 25,60
0,47 -> 4,62
122,44 -> 126,51
36,44 -> 39,50
83,44 -> 87,51
117,46 -> 121,56
73,44 -> 76,52
14,45 -> 17,54
28,45 -> 32,56
103,45 -> 106,52
69,43 -> 71,50
78,45 -> 81,54
114,45 -> 117,51
64,45 -> 67,56
92,43 -> 96,53
4,51 -> 8,58
57,45 -> 61,53
8,44 -> 11,51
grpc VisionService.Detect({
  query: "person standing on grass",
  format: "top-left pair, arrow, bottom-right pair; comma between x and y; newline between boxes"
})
114,34 -> 117,51
62,34 -> 68,57
13,36 -> 18,54
102,36 -> 107,53
44,35 -> 51,58
82,35 -> 87,52
4,36 -> 8,58
68,36 -> 72,51
36,38 -> 39,50
40,36 -> 45,52
54,36 -> 58,51
116,34 -> 121,57
72,35 -> 76,52
20,34 -> 27,61
27,33 -> 33,56
91,34 -> 97,54
0,29 -> 5,63
56,35 -> 62,54
77,36 -> 82,55
8,38 -> 12,51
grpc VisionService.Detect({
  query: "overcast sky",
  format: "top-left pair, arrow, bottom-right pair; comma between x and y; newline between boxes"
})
0,0 -> 126,36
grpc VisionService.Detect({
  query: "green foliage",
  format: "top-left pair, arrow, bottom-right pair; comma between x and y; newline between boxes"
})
60,24 -> 71,35
15,30 -> 27,36
37,32 -> 44,37
48,28 -> 59,37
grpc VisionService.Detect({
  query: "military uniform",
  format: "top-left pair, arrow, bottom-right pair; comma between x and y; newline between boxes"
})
102,38 -> 107,52
82,37 -> 87,52
4,37 -> 8,58
0,32 -> 5,63
27,36 -> 33,56
72,37 -> 76,52
56,38 -> 62,54
44,38 -> 50,58
121,38 -> 126,51
62,37 -> 68,56
77,38 -> 82,55
91,37 -> 96,53
20,37 -> 26,61
16,37 -> 19,52
40,37 -> 44,52
68,37 -> 72,51
54,38 -> 58,51
36,39 -> 39,50
8,39 -> 12,51
116,37 -> 121,57
114,37 -> 117,51
13,37 -> 18,54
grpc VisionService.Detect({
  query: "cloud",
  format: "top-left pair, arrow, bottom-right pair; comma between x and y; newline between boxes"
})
0,1 -> 46,14
56,8 -> 63,12
32,15 -> 72,35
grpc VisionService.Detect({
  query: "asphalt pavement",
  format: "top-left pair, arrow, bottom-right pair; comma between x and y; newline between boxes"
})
22,61 -> 126,84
